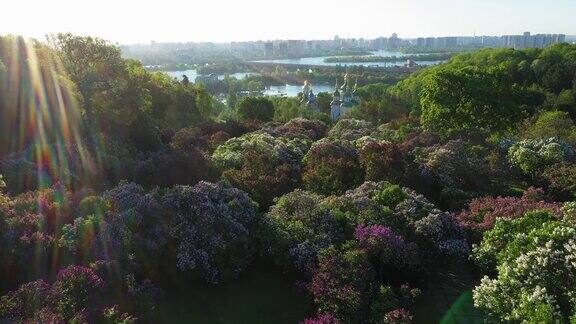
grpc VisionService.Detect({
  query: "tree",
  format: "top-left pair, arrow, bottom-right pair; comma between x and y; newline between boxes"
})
316,92 -> 333,114
47,33 -> 125,122
522,110 -> 576,145
237,97 -> 275,122
420,66 -> 526,136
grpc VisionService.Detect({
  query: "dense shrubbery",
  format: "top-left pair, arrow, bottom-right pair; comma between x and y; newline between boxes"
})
2,34 -> 576,323
507,138 -> 574,175
458,187 -> 563,241
0,264 -> 162,323
162,181 -> 258,284
262,181 -> 467,321
303,140 -> 364,195
358,138 -> 404,183
212,131 -> 310,207
328,119 -> 377,141
261,189 -> 344,273
472,211 -> 576,321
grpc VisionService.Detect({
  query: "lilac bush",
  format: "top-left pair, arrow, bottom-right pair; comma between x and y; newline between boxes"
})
328,119 -> 377,141
0,279 -> 51,321
103,182 -> 168,258
310,247 -> 377,323
383,308 -> 414,323
302,139 -> 364,196
212,131 -> 311,207
414,140 -> 490,191
458,187 -> 563,240
302,313 -> 342,324
163,181 -> 258,284
414,212 -> 470,258
508,138 -> 575,175
355,225 -> 418,269
275,118 -> 328,141
262,189 -> 343,273
0,264 -> 154,323
52,265 -> 105,320
472,212 -> 576,321
58,182 -> 169,269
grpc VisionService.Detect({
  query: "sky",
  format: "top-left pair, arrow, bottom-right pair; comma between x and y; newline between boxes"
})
2,0 -> 575,44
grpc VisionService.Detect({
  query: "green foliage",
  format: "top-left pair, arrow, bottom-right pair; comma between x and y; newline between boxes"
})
350,83 -> 410,123
420,66 -> 527,136
373,185 -> 408,209
271,97 -> 330,123
522,111 -> 576,145
553,89 -> 576,118
237,96 -> 275,122
391,44 -> 576,136
302,140 -> 364,196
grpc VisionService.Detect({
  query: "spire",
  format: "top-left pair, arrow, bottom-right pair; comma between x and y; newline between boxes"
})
332,78 -> 340,101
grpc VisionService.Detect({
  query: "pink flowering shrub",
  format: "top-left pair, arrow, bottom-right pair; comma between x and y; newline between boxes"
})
0,265 -> 157,323
302,313 -> 342,324
52,265 -> 105,320
0,279 -> 51,321
0,184 -> 89,283
0,265 -> 104,322
355,225 -> 419,270
384,308 -> 414,323
458,187 -> 562,240
310,247 -> 377,323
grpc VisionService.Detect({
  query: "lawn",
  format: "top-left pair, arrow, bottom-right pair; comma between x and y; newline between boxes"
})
156,261 -> 311,323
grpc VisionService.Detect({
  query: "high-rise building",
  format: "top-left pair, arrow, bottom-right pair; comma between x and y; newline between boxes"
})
264,42 -> 274,57
388,33 -> 400,49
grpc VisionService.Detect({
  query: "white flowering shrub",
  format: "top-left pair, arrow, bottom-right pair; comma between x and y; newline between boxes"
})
472,211 -> 576,321
508,138 -> 574,175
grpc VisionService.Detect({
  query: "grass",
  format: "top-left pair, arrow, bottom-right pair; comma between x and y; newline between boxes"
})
156,261 -> 311,323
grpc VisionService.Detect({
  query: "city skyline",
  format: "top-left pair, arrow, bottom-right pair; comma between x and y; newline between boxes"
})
1,0 -> 576,44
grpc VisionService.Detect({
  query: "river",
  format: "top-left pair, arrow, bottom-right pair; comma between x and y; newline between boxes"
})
164,50 -> 443,97
252,50 -> 444,67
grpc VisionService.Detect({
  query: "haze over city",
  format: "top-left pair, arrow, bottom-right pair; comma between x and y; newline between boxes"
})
2,0 -> 576,43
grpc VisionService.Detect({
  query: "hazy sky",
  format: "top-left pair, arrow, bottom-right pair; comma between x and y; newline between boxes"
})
2,0 -> 575,44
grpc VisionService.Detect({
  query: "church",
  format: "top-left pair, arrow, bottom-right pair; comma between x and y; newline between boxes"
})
300,74 -> 359,121
330,73 -> 359,121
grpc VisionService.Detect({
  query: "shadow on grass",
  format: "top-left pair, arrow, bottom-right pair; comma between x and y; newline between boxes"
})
155,261 -> 312,324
